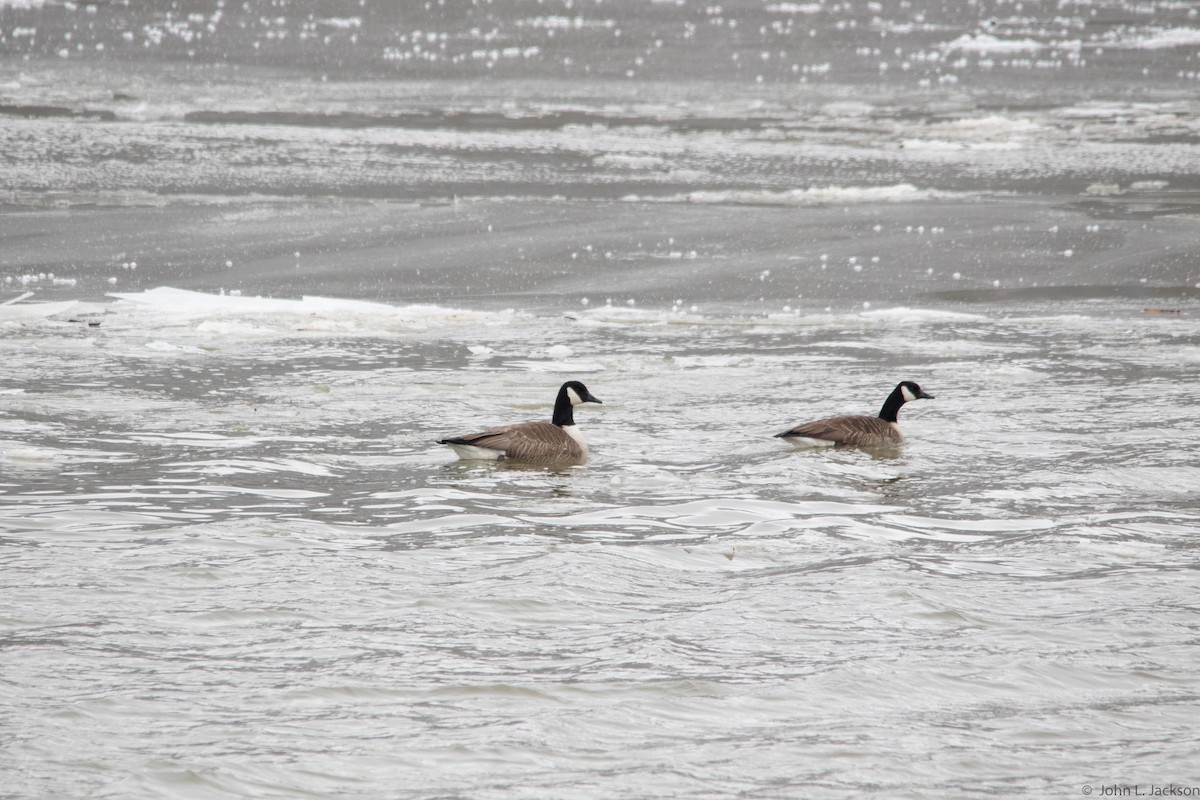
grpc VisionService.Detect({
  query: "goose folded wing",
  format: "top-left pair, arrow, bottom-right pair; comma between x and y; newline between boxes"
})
781,415 -> 900,445
455,422 -> 583,463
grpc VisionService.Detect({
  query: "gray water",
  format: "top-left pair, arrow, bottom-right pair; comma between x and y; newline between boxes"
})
3,1 -> 1200,798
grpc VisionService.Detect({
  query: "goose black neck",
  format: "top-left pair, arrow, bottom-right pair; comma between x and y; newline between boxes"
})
878,386 -> 906,423
551,388 -> 575,427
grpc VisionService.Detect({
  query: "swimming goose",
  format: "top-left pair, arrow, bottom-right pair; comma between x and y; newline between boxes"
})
438,380 -> 602,464
775,381 -> 934,447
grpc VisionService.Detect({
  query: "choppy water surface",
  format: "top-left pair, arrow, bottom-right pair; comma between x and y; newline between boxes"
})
4,0 -> 1200,798
4,291 -> 1199,799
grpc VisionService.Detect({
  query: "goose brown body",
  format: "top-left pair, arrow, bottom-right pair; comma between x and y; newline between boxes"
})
776,381 -> 934,447
438,380 -> 602,465
441,421 -> 590,464
781,414 -> 903,447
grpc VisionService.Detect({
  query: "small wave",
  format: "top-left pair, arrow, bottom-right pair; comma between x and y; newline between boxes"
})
162,458 -> 338,478
383,513 -> 522,536
124,432 -> 268,449
0,506 -> 202,534
521,498 -> 902,539
884,514 -> 1056,536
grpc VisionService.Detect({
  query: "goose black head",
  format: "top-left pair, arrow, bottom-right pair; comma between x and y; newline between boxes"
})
898,381 -> 934,403
562,380 -> 602,406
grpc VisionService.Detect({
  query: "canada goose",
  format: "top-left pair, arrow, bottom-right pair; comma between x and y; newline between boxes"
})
438,380 -> 602,464
775,381 -> 934,447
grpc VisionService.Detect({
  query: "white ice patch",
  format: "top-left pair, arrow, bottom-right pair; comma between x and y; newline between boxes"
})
194,320 -> 276,337
765,2 -> 823,13
942,33 -> 1045,54
1104,28 -> 1200,50
858,307 -> 987,324
110,287 -> 399,316
502,359 -> 605,373
0,445 -> 62,467
592,154 -> 666,170
900,113 -> 1039,152
143,340 -> 207,354
316,17 -> 362,29
899,139 -> 968,152
626,184 -> 952,207
930,115 -> 1043,137
565,305 -> 705,327
106,287 -> 519,335
0,300 -> 78,321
